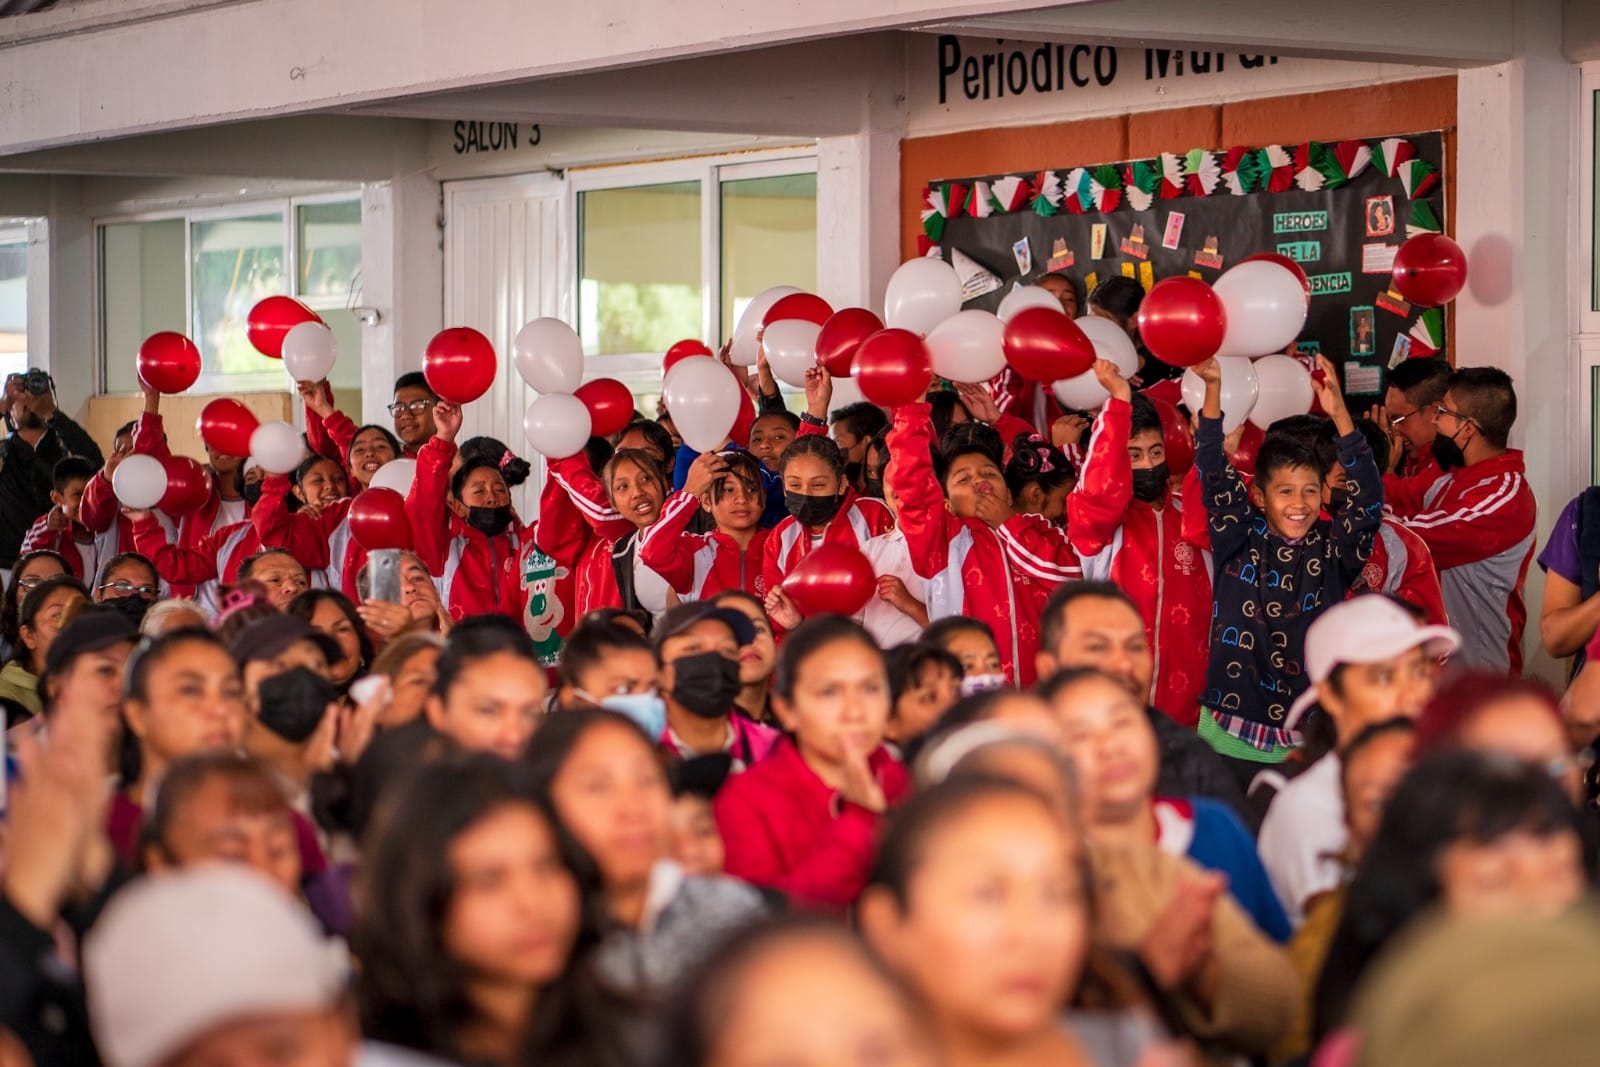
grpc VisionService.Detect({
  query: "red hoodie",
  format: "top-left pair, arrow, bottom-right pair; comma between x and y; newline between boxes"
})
761,492 -> 893,616
535,454 -> 669,620
1069,397 -> 1211,725
133,474 -> 301,590
405,437 -> 529,621
638,491 -> 771,601
715,738 -> 908,912
888,403 -> 1082,687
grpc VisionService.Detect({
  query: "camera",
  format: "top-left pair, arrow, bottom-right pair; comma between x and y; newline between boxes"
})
8,369 -> 52,396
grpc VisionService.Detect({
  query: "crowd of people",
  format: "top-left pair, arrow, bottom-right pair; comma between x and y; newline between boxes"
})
3,272 -> 1599,1067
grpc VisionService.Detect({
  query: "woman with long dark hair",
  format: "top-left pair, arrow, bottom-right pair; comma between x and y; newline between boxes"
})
287,588 -> 375,693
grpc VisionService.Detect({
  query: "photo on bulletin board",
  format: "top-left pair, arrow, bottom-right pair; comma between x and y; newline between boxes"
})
920,132 -> 1447,403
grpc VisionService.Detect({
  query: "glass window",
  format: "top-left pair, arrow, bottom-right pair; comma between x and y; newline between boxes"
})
101,219 -> 187,393
190,212 -> 287,377
578,181 -> 702,356
296,200 -> 362,300
721,172 -> 818,339
0,235 -> 26,381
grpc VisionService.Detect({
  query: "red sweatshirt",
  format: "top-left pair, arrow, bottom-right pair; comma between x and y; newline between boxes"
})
302,385 -> 359,475
405,437 -> 529,621
1348,516 -> 1449,627
133,474 -> 301,590
638,491 -> 771,601
715,738 -> 908,912
535,454 -> 667,619
762,492 -> 893,612
1069,397 -> 1211,725
888,403 -> 1082,688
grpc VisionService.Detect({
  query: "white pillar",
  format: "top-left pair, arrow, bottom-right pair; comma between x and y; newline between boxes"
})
359,172 -> 443,425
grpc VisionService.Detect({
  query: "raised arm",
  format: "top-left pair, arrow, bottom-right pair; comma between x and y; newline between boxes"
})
1066,362 -> 1136,557
1191,359 -> 1254,561
405,432 -> 458,575
885,402 -> 956,580
130,511 -> 219,586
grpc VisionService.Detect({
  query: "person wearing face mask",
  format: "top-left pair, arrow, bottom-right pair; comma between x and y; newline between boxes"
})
554,617 -> 663,727
654,603 -> 778,768
1069,361 -> 1213,726
1384,367 -> 1537,675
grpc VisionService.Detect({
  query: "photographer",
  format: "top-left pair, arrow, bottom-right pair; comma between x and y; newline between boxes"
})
0,369 -> 103,573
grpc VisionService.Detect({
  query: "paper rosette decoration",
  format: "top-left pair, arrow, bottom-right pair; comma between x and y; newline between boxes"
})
1373,137 -> 1417,178
1406,201 -> 1444,238
988,175 -> 1033,214
964,181 -> 993,219
1089,165 -> 1123,213
1124,160 -> 1160,212
1158,153 -> 1186,200
1031,171 -> 1062,217
1255,145 -> 1295,193
1408,307 -> 1445,355
1219,146 -> 1264,195
1333,140 -> 1373,181
1293,142 -> 1348,192
1063,167 -> 1091,214
1182,148 -> 1221,197
920,183 -> 966,243
1400,159 -> 1439,199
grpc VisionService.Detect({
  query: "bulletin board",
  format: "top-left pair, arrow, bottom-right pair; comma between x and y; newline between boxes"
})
923,131 -> 1447,399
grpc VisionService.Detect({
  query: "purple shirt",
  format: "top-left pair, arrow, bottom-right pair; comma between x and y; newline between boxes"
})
1538,496 -> 1582,585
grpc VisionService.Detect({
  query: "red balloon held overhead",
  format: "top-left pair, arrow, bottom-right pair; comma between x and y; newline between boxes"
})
349,488 -> 413,552
196,399 -> 259,457
423,328 -> 497,405
1146,395 -> 1194,478
664,339 -> 714,376
246,297 -> 321,359
136,333 -> 202,395
1002,308 -> 1095,382
782,543 -> 876,617
854,329 -> 933,407
157,456 -> 210,516
729,385 -> 756,449
1137,277 -> 1227,368
815,308 -> 884,378
763,293 -> 834,328
1391,233 -> 1468,307
574,378 -> 636,438
1239,252 -> 1312,298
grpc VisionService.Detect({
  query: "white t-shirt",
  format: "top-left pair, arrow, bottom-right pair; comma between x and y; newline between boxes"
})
1257,753 -> 1346,927
856,527 -> 928,649
214,496 -> 248,530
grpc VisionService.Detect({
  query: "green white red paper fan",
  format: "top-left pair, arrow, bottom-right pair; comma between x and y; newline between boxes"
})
1219,146 -> 1263,195
944,182 -> 969,219
1031,171 -> 1062,217
1182,148 -> 1222,196
1124,160 -> 1160,212
1406,200 -> 1444,237
988,175 -> 1033,214
1400,159 -> 1439,199
1090,165 -> 1124,212
1333,140 -> 1373,181
1295,142 -> 1348,191
1293,143 -> 1328,192
1373,137 -> 1417,178
1408,307 -> 1445,355
1256,145 -> 1295,192
1158,153 -> 1186,199
964,181 -> 993,219
920,185 -> 949,243
1063,167 -> 1091,214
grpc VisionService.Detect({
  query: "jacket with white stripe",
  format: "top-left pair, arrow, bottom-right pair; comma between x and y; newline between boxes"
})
638,491 -> 770,602
761,490 -> 893,624
888,403 -> 1083,688
1387,450 -> 1536,675
405,437 -> 529,621
536,453 -> 674,621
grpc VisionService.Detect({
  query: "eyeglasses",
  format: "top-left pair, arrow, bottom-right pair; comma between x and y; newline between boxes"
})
99,580 -> 159,600
15,575 -> 48,592
1433,403 -> 1480,429
387,399 -> 434,417
1389,407 -> 1420,428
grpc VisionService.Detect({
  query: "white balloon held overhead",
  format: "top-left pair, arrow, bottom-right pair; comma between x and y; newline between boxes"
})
280,321 -> 337,383
762,319 -> 822,388
663,356 -> 743,453
925,310 -> 1006,384
996,285 -> 1066,323
1181,360 -> 1261,435
523,393 -> 592,460
368,458 -> 417,496
729,286 -> 803,367
883,258 -> 963,335
1050,316 -> 1141,410
512,318 -> 585,394
1247,354 -> 1316,429
111,453 -> 168,510
1213,260 -> 1310,358
250,420 -> 307,475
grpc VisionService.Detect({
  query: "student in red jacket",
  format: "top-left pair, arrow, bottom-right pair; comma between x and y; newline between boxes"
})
886,401 -> 1082,688
715,616 -> 909,912
639,448 -> 771,601
129,474 -> 305,600
1070,361 -> 1212,725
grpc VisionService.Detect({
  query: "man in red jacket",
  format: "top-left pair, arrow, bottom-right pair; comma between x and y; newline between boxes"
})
1388,367 -> 1537,675
1376,356 -> 1449,482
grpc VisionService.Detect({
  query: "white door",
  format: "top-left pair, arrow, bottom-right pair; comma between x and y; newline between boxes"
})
443,173 -> 567,518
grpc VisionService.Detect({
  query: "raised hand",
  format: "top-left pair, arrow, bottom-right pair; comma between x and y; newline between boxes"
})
1052,413 -> 1090,450
433,401 -> 464,444
297,379 -> 334,419
953,382 -> 1001,425
1092,358 -> 1133,403
803,366 -> 833,421
1309,354 -> 1353,432
1192,357 -> 1223,386
764,586 -> 803,631
684,450 -> 730,500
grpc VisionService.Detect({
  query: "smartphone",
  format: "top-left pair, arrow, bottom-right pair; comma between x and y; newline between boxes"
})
367,548 -> 402,604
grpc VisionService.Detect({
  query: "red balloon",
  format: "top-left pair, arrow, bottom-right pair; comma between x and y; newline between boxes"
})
1239,253 -> 1312,298
196,399 -> 259,457
136,333 -> 202,395
854,329 -> 933,407
349,488 -> 413,552
782,543 -> 876,617
1391,233 -> 1468,307
1232,422 -> 1264,479
157,456 -> 210,515
664,339 -> 714,377
1002,308 -> 1095,382
246,297 -> 321,359
1146,396 -> 1194,478
763,293 -> 834,328
729,385 -> 756,449
815,308 -> 884,378
574,378 -> 636,438
423,328 -> 497,405
1137,278 -> 1227,368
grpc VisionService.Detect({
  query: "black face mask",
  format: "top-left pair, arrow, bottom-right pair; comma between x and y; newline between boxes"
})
861,478 -> 885,500
1432,429 -> 1467,471
240,478 -> 264,507
256,666 -> 338,743
1131,463 -> 1169,504
670,651 -> 743,720
785,490 -> 844,529
105,593 -> 151,626
465,504 -> 513,537
843,460 -> 864,487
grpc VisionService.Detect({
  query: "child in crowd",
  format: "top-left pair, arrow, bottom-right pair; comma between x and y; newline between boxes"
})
639,448 -> 771,600
18,456 -> 107,583
885,643 -> 963,752
923,617 -> 1005,690
1004,432 -> 1076,524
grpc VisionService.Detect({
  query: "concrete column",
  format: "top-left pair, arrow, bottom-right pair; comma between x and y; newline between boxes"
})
359,171 -> 442,425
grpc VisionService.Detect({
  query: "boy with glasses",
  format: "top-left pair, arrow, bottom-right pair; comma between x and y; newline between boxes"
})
1371,357 -> 1449,481
387,372 -> 438,456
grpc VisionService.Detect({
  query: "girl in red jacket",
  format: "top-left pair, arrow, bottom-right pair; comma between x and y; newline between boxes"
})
639,448 -> 771,601
886,402 -> 1083,688
715,616 -> 909,912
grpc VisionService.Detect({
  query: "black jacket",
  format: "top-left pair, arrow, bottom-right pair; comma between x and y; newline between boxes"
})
0,412 -> 103,568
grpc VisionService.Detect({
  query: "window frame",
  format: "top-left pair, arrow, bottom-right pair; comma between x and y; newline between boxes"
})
1579,64 -> 1600,485
0,224 -> 29,377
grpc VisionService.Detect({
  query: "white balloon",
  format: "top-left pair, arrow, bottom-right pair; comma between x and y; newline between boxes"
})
1050,316 -> 1142,410
1247,355 -> 1316,429
926,310 -> 1006,384
512,318 -> 585,394
884,258 -> 963,335
762,319 -> 822,388
523,393 -> 592,460
662,356 -> 743,452
250,420 -> 307,475
111,454 -> 168,510
368,458 -> 417,496
730,286 -> 803,367
996,285 -> 1066,323
1181,361 -> 1260,435
281,321 -> 337,383
1213,261 -> 1310,358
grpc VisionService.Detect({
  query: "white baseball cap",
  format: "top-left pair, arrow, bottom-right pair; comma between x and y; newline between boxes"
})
1285,596 -> 1460,730
84,867 -> 348,1067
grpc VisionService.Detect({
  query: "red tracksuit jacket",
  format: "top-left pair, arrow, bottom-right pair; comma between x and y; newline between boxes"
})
534,454 -> 662,619
1069,397 -> 1211,726
1387,450 -> 1537,675
250,496 -> 370,599
302,385 -> 359,475
888,403 -> 1082,688
637,491 -> 771,601
1348,516 -> 1449,626
134,474 -> 304,589
405,437 -> 529,621
761,491 -> 893,617
715,738 -> 908,912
